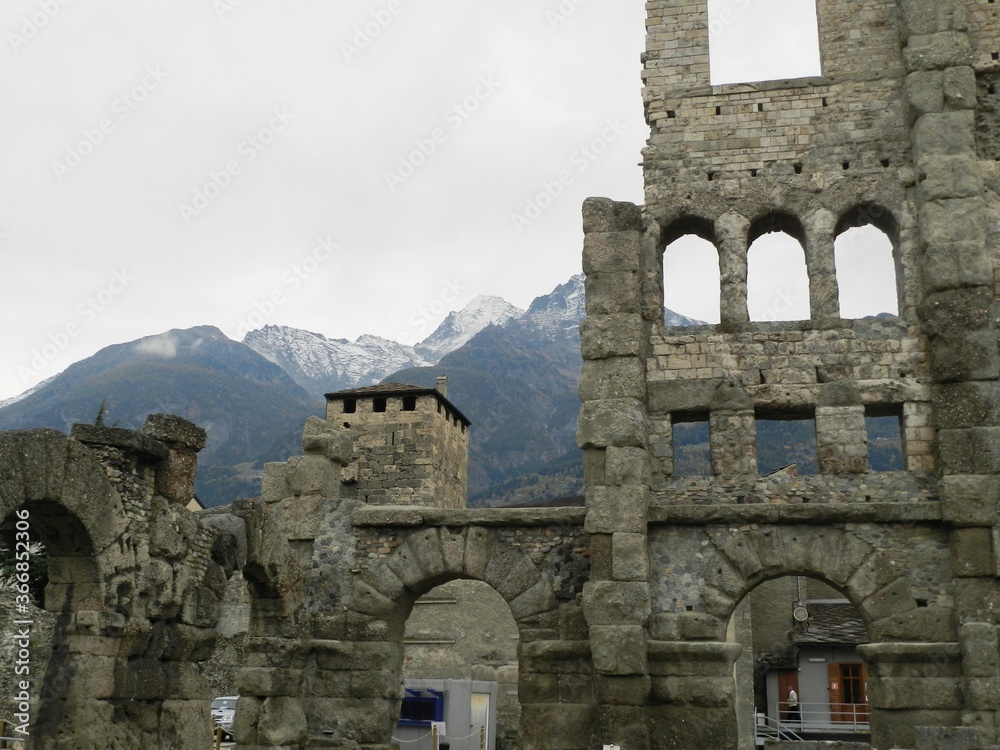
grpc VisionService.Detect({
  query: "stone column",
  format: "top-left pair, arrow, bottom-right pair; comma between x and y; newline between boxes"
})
804,208 -> 840,323
816,384 -> 868,474
143,413 -> 207,506
579,198 -> 653,750
715,212 -> 750,327
709,381 -> 756,476
904,1 -> 1000,744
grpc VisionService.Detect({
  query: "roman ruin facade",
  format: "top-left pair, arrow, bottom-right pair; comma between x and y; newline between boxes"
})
4,0 -> 1000,748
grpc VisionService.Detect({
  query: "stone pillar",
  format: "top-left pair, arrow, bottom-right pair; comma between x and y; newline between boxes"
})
143,413 -> 207,506
858,642 -> 964,750
709,381 -> 756,476
715,212 -> 750,327
816,383 -> 868,474
804,208 -> 839,323
904,1 -> 1000,743
579,198 -> 653,750
646,641 -> 741,750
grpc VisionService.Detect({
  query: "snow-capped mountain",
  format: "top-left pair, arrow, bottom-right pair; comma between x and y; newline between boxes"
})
243,327 -> 430,399
520,273 -> 586,334
415,295 -> 524,361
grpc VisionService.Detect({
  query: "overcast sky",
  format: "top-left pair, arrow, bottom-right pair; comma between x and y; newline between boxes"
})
0,0 -> 893,402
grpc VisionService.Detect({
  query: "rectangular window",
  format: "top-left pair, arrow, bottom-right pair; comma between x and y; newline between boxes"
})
343,398 -> 357,414
402,395 -> 417,411
399,690 -> 444,726
756,411 -> 818,475
672,412 -> 711,476
373,397 -> 387,413
865,406 -> 903,471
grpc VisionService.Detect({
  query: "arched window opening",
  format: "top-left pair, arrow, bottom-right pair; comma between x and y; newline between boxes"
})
663,228 -> 720,326
729,577 -> 871,747
400,579 -> 519,750
834,225 -> 899,318
708,0 -> 822,85
747,230 -> 810,322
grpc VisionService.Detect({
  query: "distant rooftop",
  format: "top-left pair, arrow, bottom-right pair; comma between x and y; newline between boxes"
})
792,601 -> 869,645
325,382 -> 471,426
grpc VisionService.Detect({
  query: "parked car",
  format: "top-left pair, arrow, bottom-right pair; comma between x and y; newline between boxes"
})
211,696 -> 238,736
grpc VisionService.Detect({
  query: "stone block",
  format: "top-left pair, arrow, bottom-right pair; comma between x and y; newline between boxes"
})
585,271 -> 641,315
867,676 -> 961,709
954,578 -> 1000,624
915,724 -> 981,750
871,708 -> 962,750
62,653 -> 116,699
519,672 -> 559,703
939,427 -> 1000,474
582,581 -> 651,627
509,578 -> 557,621
237,667 -> 302,697
349,581 -> 397,618
605,446 -> 651,487
904,31 -> 973,72
906,69 -> 944,115
163,660 -> 209,700
860,577 -> 917,622
286,454 -> 339,499
943,65 -> 977,109
647,379 -> 716,415
960,623 -> 1000,677
935,383 -> 1000,430
647,641 -> 742,677
583,447 -> 607,486
258,696 -> 308,746
582,197 -> 641,234
952,528 -> 995,577
678,612 -> 726,641
611,532 -> 649,582
519,703 -> 595,750
870,606 -> 956,642
405,527 -> 446,580
647,704 -> 737,750
201,513 -> 248,575
519,640 -> 592,675
590,625 -> 648,675
580,314 -> 646,360
919,197 -> 986,245
577,398 -> 646,449
583,231 -> 641,275
928,330 -> 1000,383
595,674 -> 651,705
579,357 -> 646,401
301,416 -> 352,464
965,676 -> 1000,710
588,533 -> 612,580
261,462 -> 290,502
918,155 -> 983,201
143,413 -> 207,451
462,527 -> 498,579
160,700 -> 212,750
650,675 -> 733,707
584,485 -> 649,534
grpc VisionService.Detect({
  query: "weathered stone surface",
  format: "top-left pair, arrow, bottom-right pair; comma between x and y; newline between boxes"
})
579,357 -> 647,401
580,314 -> 646,360
583,231 -> 642,275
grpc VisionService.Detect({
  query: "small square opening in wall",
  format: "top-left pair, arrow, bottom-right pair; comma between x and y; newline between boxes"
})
402,395 -> 417,411
755,410 -> 818,475
865,406 -> 903,471
672,412 -> 711,476
343,398 -> 357,414
372,397 -> 387,413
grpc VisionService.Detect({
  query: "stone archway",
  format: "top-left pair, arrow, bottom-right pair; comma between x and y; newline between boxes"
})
308,525 -> 588,750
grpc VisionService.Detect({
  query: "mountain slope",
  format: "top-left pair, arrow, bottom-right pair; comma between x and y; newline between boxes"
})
0,326 -> 318,506
243,326 -> 429,399
415,295 -> 524,361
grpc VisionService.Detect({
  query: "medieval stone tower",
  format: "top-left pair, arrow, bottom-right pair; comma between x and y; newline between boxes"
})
324,377 -> 470,508
576,1 -> 1000,749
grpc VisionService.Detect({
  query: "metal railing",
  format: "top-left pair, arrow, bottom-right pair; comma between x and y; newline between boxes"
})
754,712 -> 803,747
775,701 -> 871,734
